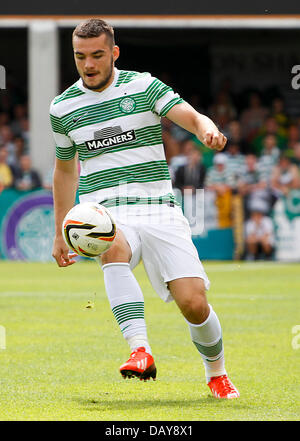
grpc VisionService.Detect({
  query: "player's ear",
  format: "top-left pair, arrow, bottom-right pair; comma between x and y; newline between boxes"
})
112,45 -> 120,62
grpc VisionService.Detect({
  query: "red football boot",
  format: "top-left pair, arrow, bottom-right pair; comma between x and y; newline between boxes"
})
208,375 -> 240,399
120,347 -> 157,381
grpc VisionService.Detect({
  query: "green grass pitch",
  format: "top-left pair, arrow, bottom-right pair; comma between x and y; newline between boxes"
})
0,260 -> 299,421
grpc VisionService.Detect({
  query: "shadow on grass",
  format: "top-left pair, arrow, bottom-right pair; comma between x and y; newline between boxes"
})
73,395 -> 251,412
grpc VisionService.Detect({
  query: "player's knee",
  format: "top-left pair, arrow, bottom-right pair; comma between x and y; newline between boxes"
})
101,230 -> 131,265
101,243 -> 130,264
180,289 -> 209,324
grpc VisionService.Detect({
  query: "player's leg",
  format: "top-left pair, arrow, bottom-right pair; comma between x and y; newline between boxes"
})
99,227 -> 156,380
168,277 -> 226,380
140,211 -> 239,397
168,276 -> 239,398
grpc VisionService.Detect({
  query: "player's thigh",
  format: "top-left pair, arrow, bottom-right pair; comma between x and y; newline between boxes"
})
168,276 -> 207,305
140,216 -> 210,303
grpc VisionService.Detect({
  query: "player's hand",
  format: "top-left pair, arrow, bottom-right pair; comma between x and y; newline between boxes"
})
202,130 -> 227,151
52,236 -> 78,267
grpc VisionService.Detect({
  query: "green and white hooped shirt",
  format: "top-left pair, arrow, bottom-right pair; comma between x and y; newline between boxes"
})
50,68 -> 184,211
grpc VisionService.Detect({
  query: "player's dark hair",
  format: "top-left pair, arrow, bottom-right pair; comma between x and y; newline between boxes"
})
73,19 -> 115,47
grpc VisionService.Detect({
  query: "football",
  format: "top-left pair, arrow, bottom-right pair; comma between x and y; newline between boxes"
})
62,202 -> 117,257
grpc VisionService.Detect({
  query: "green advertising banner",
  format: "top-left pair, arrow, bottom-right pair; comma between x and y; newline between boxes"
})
0,188 -> 235,262
273,190 -> 300,261
5,188 -> 298,263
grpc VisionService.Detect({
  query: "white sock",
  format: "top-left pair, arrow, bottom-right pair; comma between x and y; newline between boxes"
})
127,335 -> 151,353
102,262 -> 152,355
186,304 -> 226,383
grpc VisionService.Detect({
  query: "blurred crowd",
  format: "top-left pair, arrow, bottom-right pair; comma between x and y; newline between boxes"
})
0,102 -> 43,193
1,85 -> 300,260
164,90 -> 300,260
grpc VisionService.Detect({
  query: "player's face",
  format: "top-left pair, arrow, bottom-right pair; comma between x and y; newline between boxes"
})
73,34 -> 119,91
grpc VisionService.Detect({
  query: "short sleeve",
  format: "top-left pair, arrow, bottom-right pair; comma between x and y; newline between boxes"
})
145,77 -> 184,117
50,101 -> 77,161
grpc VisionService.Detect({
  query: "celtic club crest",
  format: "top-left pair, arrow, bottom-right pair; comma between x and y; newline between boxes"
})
119,97 -> 136,114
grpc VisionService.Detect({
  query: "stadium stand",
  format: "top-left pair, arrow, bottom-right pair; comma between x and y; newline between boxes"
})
1,57 -> 300,260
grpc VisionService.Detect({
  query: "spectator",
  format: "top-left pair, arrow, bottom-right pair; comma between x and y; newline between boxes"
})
18,117 -> 30,153
205,153 -> 234,228
169,138 -> 195,182
0,146 -> 14,192
208,90 -> 237,130
226,120 -> 250,154
0,111 -> 10,126
0,90 -> 14,114
238,154 -> 261,192
257,134 -> 280,184
10,104 -> 28,137
174,148 -> 206,193
240,92 -> 269,141
206,153 -> 234,189
271,154 -> 300,197
217,77 -> 238,109
285,124 -> 300,153
251,116 -> 287,155
291,142 -> 300,166
175,148 -> 206,231
247,134 -> 283,215
14,155 -> 41,191
238,154 -> 273,218
0,125 -> 18,167
270,97 -> 289,133
245,208 -> 275,260
12,136 -> 25,165
224,142 -> 245,188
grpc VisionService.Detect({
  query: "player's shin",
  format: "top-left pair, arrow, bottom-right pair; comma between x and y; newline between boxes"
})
102,262 -> 152,354
186,304 -> 226,382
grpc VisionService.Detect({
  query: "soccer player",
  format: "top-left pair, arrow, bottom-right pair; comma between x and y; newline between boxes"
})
50,18 -> 239,399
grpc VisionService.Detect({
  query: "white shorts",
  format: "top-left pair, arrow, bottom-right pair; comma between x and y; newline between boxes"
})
99,204 -> 210,303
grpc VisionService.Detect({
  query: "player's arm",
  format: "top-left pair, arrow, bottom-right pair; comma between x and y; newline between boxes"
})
52,156 -> 78,267
165,102 -> 227,151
